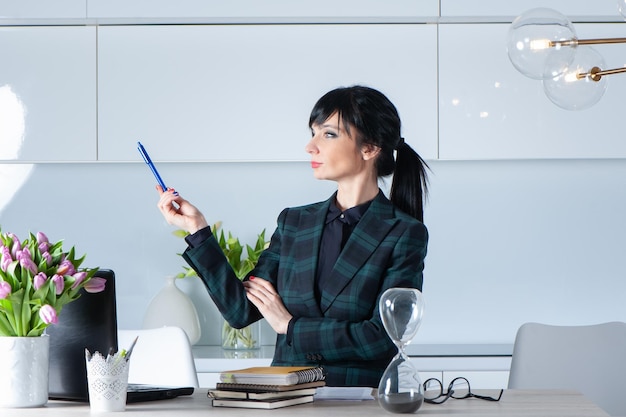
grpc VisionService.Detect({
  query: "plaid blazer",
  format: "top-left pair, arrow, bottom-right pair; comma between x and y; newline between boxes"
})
183,191 -> 428,387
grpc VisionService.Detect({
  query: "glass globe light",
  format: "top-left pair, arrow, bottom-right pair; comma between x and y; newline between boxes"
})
543,46 -> 607,110
507,8 -> 578,80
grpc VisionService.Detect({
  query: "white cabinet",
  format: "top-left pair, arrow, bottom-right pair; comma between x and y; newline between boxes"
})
440,0 -> 620,18
0,26 -> 96,162
96,24 -> 438,162
0,0 -> 87,18
88,0 -> 439,19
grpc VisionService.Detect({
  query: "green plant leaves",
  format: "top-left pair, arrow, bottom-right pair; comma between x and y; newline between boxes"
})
173,223 -> 268,281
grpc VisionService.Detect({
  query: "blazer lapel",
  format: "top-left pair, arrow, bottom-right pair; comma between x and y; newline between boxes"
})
291,197 -> 331,315
320,193 -> 397,313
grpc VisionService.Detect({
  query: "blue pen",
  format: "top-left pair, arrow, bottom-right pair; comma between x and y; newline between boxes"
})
137,141 -> 173,193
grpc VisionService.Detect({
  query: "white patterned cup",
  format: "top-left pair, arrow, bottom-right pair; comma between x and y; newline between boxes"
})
85,351 -> 130,412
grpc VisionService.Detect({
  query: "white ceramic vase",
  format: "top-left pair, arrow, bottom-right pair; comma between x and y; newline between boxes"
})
143,276 -> 202,345
0,335 -> 49,408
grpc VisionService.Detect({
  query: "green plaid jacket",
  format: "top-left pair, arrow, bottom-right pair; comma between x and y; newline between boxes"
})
183,191 -> 428,387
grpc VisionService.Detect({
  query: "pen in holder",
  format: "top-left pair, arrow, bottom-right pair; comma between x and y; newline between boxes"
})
85,336 -> 138,412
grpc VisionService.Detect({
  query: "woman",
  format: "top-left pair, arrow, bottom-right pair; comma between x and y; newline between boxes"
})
156,85 -> 429,387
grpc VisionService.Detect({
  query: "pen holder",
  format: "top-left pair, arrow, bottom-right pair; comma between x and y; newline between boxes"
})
85,350 -> 130,412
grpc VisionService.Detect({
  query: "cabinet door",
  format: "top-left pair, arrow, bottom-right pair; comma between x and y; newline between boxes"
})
0,0 -> 87,18
97,24 -> 437,162
88,0 -> 438,19
441,0 -> 618,17
0,26 -> 96,162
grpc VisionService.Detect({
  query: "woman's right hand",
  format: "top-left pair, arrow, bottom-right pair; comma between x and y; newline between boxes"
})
156,185 -> 208,234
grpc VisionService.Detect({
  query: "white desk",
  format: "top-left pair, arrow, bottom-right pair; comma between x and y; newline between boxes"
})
0,390 -> 609,416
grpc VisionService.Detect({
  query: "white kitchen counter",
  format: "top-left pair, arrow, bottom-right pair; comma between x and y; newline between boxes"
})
192,344 -> 514,389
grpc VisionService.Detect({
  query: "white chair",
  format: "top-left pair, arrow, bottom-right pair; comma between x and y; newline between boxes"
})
508,322 -> 626,416
118,326 -> 199,388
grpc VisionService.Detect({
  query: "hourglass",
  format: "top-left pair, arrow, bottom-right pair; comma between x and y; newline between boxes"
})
377,287 -> 425,413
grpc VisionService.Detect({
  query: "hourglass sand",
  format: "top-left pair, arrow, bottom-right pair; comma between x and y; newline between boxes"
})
377,288 -> 425,413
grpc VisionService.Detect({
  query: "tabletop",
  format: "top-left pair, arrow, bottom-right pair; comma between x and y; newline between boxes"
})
0,389 -> 609,417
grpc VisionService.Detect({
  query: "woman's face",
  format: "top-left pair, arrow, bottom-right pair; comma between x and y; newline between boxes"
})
305,113 -> 372,183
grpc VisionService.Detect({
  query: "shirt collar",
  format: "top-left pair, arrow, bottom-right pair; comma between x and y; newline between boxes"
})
325,195 -> 373,225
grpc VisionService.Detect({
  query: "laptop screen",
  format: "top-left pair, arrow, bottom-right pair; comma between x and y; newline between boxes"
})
47,269 -> 118,401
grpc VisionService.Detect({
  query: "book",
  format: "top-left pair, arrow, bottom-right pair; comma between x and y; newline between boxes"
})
215,380 -> 326,392
211,395 -> 315,409
219,366 -> 325,386
208,387 -> 319,400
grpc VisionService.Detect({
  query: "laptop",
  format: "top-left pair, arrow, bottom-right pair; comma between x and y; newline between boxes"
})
47,269 -> 194,403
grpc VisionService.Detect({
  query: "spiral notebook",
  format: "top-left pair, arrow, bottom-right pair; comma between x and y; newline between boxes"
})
47,269 -> 194,403
220,366 -> 326,386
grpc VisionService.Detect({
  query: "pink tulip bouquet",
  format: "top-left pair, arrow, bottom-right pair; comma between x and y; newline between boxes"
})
0,230 -> 105,337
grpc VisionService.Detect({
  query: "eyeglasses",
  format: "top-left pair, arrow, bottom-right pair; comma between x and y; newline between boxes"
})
423,377 -> 503,404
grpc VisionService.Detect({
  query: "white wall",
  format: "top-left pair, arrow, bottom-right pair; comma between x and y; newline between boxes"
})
0,0 -> 625,347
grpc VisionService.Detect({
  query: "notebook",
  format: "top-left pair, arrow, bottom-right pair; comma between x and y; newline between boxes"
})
220,366 -> 326,385
47,269 -> 194,403
211,395 -> 315,409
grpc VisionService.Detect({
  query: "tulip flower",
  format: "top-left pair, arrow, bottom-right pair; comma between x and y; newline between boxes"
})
36,232 -> 48,244
0,246 -> 12,272
36,232 -> 48,243
34,272 -> 48,290
16,248 -> 35,273
56,259 -> 75,276
51,274 -> 65,295
7,233 -> 21,258
39,304 -> 58,325
19,257 -> 38,275
0,281 -> 10,299
84,277 -> 106,293
42,251 -> 52,266
37,232 -> 49,252
16,247 -> 31,261
71,271 -> 87,289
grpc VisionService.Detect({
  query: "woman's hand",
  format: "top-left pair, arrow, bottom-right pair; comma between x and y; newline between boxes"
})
243,276 -> 292,334
156,185 -> 208,234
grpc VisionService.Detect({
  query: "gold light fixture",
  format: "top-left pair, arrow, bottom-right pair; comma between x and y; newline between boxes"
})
507,5 -> 626,110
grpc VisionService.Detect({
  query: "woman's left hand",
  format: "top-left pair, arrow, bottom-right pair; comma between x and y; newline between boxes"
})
243,276 -> 292,334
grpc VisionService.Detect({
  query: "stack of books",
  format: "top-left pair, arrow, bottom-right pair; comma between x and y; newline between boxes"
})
208,366 -> 326,409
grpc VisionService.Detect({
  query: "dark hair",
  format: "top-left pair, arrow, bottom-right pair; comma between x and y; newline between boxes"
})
308,85 -> 429,222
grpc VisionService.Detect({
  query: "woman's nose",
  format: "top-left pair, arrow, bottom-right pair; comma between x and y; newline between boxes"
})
305,137 -> 318,154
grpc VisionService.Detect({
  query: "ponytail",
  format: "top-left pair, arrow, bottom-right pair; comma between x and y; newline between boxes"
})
390,141 -> 429,223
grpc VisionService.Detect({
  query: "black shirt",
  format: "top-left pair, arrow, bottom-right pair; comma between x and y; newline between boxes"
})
315,197 -> 372,302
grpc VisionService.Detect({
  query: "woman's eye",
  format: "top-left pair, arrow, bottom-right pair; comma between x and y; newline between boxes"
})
324,131 -> 337,138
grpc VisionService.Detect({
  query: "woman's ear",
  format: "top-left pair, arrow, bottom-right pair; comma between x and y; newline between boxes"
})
361,144 -> 381,161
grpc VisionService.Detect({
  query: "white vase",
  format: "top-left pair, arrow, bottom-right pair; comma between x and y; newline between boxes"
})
0,335 -> 49,408
143,276 -> 202,345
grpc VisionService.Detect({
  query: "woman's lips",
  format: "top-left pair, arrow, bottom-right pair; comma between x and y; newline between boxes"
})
311,162 -> 322,168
